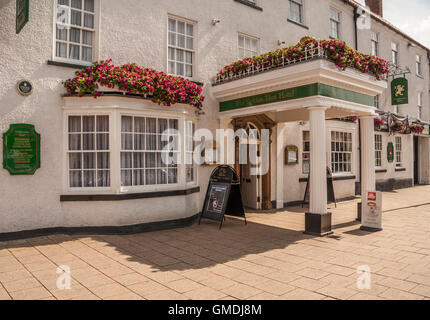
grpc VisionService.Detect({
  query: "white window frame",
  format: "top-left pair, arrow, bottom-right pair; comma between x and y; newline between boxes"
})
329,8 -> 341,39
167,15 -> 197,80
302,130 -> 310,174
391,42 -> 399,66
371,32 -> 379,56
52,0 -> 99,65
375,134 -> 382,168
238,33 -> 260,59
416,55 -> 422,76
395,136 -> 402,167
330,130 -> 353,175
374,94 -> 380,109
63,106 -> 198,194
418,92 -> 423,119
289,0 -> 304,24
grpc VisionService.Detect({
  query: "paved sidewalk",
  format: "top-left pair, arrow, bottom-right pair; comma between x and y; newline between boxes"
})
1,186 -> 430,300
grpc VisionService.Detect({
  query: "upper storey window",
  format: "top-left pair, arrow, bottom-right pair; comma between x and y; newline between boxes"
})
329,9 -> 340,39
168,17 -> 195,78
55,0 -> 95,64
238,34 -> 259,59
289,0 -> 304,24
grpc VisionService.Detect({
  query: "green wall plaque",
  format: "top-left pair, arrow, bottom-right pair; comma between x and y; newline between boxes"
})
391,78 -> 408,105
387,142 -> 394,163
16,0 -> 29,34
3,124 -> 40,175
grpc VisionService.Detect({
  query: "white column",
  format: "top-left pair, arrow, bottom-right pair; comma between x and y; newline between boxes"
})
276,123 -> 286,209
361,115 -> 376,197
217,117 -> 234,165
309,107 -> 328,214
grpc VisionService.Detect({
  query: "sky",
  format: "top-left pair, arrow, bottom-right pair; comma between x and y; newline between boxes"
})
355,0 -> 430,48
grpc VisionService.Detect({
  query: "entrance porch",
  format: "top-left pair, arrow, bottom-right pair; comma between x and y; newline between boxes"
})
212,55 -> 387,236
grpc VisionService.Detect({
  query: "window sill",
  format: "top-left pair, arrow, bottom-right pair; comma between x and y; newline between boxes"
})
376,168 -> 387,173
287,19 -> 309,30
234,0 -> 263,11
299,175 -> 356,182
60,186 -> 200,202
395,167 -> 406,172
48,60 -> 90,69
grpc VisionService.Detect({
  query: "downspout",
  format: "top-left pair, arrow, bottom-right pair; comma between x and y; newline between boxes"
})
353,7 -> 363,196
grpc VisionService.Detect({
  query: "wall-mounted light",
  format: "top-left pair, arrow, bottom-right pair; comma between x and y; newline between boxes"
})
212,19 -> 221,26
408,42 -> 417,48
278,40 -> 286,46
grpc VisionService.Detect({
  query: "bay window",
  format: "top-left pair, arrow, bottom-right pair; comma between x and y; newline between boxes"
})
68,115 -> 110,188
395,136 -> 402,167
55,0 -> 96,63
65,110 -> 196,193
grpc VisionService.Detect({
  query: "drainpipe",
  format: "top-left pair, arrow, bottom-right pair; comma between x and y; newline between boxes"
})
353,6 -> 363,196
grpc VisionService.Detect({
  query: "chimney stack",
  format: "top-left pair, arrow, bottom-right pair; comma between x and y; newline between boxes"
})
365,0 -> 383,17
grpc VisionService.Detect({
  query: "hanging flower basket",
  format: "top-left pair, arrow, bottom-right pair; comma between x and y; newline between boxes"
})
374,117 -> 385,131
390,120 -> 407,133
410,123 -> 425,134
346,116 -> 359,123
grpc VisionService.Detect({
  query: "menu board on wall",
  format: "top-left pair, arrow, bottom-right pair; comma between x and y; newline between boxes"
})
3,124 -> 40,175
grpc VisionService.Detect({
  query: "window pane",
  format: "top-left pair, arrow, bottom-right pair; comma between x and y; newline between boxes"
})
69,134 -> 81,150
133,152 -> 145,168
168,32 -> 176,46
177,21 -> 185,34
82,47 -> 92,62
82,134 -> 94,150
178,34 -> 185,48
121,152 -> 132,169
146,169 -> 156,185
56,42 -> 67,58
96,133 -> 109,150
168,47 -> 175,60
69,153 -> 82,169
97,171 -> 110,187
134,134 -> 145,150
71,0 -> 82,9
70,28 -> 80,43
56,26 -> 67,40
70,171 -> 82,187
186,37 -> 193,50
121,133 -> 133,150
186,23 -> 193,36
146,118 -> 156,133
121,116 -> 133,132
83,152 -> 95,169
168,18 -> 176,32
69,44 -> 80,60
82,30 -> 93,45
84,0 -> 94,12
157,169 -> 167,185
71,10 -> 81,26
121,170 -> 132,186
185,65 -> 192,78
82,116 -> 95,131
97,152 -> 109,169
176,63 -> 184,76
176,49 -> 184,62
83,170 -> 95,187
84,13 -> 94,28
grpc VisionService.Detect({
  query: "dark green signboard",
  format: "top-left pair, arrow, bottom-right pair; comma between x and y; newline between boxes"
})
391,77 -> 408,105
220,83 -> 374,112
3,124 -> 40,175
387,142 -> 394,163
16,0 -> 29,34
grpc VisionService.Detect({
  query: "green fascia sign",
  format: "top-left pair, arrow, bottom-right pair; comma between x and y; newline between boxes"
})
391,77 -> 408,105
387,142 -> 394,163
3,123 -> 40,175
16,0 -> 29,34
219,83 -> 374,112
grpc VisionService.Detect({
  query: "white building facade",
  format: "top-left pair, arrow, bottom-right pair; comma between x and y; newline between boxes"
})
0,0 -> 428,236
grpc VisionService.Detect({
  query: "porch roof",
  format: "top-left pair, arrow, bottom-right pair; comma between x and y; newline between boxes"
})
212,58 -> 387,122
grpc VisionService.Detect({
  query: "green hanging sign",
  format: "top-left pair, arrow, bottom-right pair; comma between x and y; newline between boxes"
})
16,0 -> 29,34
3,124 -> 40,175
387,142 -> 394,163
391,77 -> 408,105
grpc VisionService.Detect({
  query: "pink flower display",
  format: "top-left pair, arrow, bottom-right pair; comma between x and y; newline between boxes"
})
62,59 -> 204,109
217,37 -> 389,81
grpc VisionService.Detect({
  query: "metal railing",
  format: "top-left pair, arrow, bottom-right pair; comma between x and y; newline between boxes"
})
212,45 -> 328,85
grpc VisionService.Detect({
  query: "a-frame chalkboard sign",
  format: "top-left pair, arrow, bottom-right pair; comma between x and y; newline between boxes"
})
302,166 -> 337,208
199,165 -> 247,229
